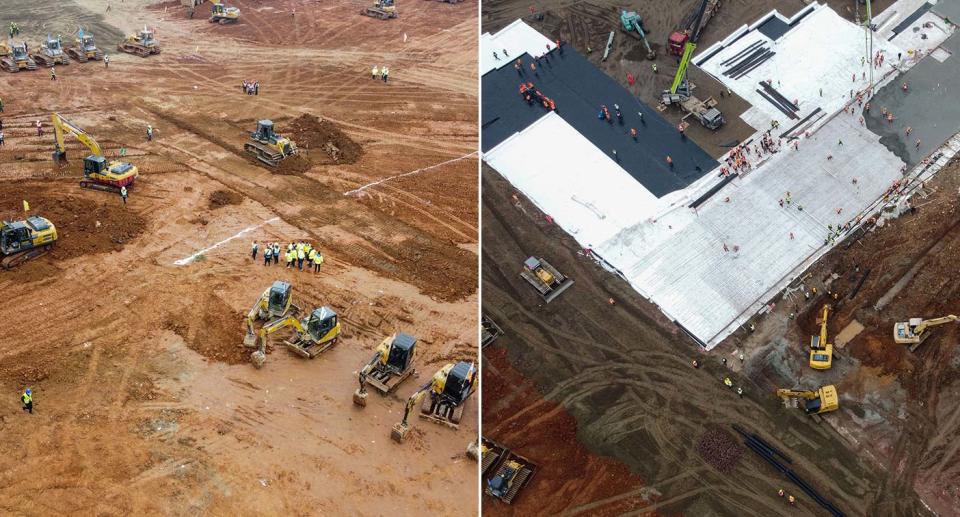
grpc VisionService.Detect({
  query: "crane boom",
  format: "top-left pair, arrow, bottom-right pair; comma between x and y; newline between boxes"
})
52,112 -> 104,157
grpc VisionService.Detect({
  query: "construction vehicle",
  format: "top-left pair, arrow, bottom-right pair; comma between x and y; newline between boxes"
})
117,27 -> 161,57
894,315 -> 959,350
51,113 -> 139,194
521,256 -> 574,303
391,361 -> 476,443
249,306 -> 341,368
660,0 -> 724,130
1,41 -> 38,72
353,332 -> 417,406
245,120 -> 298,167
210,1 -> 241,24
776,385 -> 839,416
620,11 -> 655,60
1,216 -> 57,269
362,0 -> 398,19
809,304 -> 833,370
668,0 -> 720,56
66,28 -> 105,62
31,35 -> 71,67
481,314 -> 503,348
480,437 -> 507,477
486,452 -> 537,505
243,281 -> 299,347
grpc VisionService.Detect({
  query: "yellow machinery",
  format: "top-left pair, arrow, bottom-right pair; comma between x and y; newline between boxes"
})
659,0 -> 724,130
520,256 -> 574,303
362,0 -> 398,19
894,315 -> 959,350
52,113 -> 139,194
1,41 -> 37,72
1,216 -> 57,269
353,333 -> 417,406
249,306 -> 341,368
31,35 -> 71,67
776,385 -> 839,416
210,1 -> 241,24
117,27 -> 161,57
809,304 -> 833,370
391,361 -> 476,443
66,28 -> 105,62
245,120 -> 298,167
243,281 -> 298,347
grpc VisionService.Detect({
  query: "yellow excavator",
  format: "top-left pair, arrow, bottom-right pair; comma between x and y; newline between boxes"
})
117,27 -> 161,57
248,306 -> 341,368
353,333 -> 417,406
809,304 -> 833,370
362,0 -> 398,19
1,216 -> 57,269
245,120 -> 297,167
210,1 -> 241,24
894,315 -> 959,350
776,385 -> 839,416
391,361 -> 476,443
243,281 -> 299,347
51,113 -> 139,194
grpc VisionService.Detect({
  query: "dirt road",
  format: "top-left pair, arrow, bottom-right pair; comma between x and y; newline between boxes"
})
481,164 -> 932,516
0,0 -> 478,514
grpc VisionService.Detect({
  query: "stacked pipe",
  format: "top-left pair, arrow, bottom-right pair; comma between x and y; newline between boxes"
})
732,425 -> 846,517
721,42 -> 775,80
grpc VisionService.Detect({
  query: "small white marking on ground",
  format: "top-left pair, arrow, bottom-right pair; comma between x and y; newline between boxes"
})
174,217 -> 280,266
343,152 -> 477,196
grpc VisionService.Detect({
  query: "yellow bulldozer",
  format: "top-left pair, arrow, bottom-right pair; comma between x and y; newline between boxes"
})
520,256 -> 574,303
894,315 -> 959,351
210,1 -> 241,24
809,304 -> 833,370
776,385 -> 839,417
353,332 -> 418,406
248,306 -> 341,368
1,41 -> 38,72
245,120 -> 298,167
118,27 -> 161,57
1,216 -> 57,269
66,28 -> 105,62
391,361 -> 476,443
362,0 -> 398,19
31,35 -> 71,67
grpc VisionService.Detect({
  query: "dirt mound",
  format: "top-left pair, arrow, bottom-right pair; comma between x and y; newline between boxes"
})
164,294 -> 249,365
287,114 -> 363,165
208,189 -> 244,209
696,427 -> 743,473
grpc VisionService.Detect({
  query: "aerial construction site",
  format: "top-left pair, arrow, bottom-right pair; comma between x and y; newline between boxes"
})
481,0 -> 960,515
0,0 -> 478,513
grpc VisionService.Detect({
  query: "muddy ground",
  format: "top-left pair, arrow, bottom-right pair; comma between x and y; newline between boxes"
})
482,0 -> 892,158
0,0 -> 478,514
481,164 -> 932,516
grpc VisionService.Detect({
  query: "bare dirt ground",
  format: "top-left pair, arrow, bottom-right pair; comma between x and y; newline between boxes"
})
482,0 -> 892,158
0,0 -> 478,514
481,165 -> 931,516
726,158 -> 960,517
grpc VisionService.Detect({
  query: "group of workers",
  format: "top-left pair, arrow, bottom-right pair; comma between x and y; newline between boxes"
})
241,80 -> 260,95
370,65 -> 390,83
252,240 -> 323,272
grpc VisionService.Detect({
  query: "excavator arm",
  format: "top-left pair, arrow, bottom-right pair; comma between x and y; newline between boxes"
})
357,346 -> 386,394
256,314 -> 306,354
776,389 -> 817,399
914,315 -> 959,334
52,112 -> 104,157
243,291 -> 270,344
399,380 -> 434,428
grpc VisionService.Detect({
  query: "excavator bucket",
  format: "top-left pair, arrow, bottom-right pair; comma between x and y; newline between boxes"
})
352,389 -> 368,407
390,422 -> 409,443
243,330 -> 257,347
53,149 -> 67,164
250,350 -> 266,369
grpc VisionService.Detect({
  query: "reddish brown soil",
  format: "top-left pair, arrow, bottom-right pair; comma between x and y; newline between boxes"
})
207,189 -> 243,209
287,114 -> 363,165
482,347 -> 657,516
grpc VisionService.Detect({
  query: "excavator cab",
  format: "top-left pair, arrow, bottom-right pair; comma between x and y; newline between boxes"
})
305,307 -> 338,340
139,29 -> 157,47
440,361 -> 476,405
387,333 -> 416,372
83,155 -> 108,174
487,460 -> 522,499
44,35 -> 63,55
268,281 -> 293,314
79,34 -> 96,52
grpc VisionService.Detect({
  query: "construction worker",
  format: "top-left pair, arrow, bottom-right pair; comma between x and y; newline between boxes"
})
297,245 -> 305,270
272,243 -> 280,264
36,120 -> 42,137
21,388 -> 32,413
50,67 -> 56,81
788,495 -> 796,506
630,128 -> 637,141
146,124 -> 154,141
251,240 -> 259,261
778,489 -> 785,498
382,66 -> 389,83
666,155 -> 673,169
723,377 -> 733,388
104,54 -> 109,68
0,130 -> 4,147
285,248 -> 295,268
692,359 -> 700,369
0,96 -> 4,112
372,65 -> 379,80
312,250 -> 323,273
307,246 -> 316,265
737,386 -> 743,398
652,63 -> 657,73
120,185 -> 128,205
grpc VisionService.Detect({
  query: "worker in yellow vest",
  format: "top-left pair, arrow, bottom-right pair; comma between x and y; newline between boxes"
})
312,250 -> 323,273
21,388 -> 32,414
286,248 -> 295,269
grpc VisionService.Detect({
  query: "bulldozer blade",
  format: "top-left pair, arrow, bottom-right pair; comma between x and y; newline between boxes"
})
352,389 -> 368,407
390,423 -> 408,443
